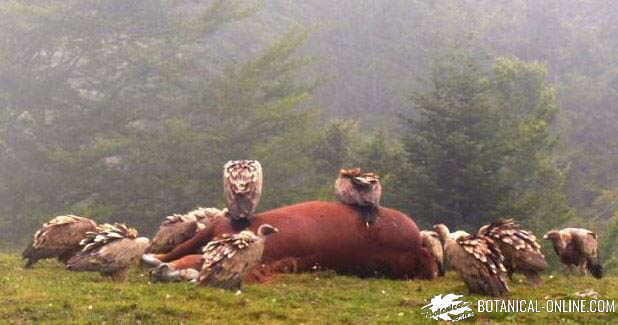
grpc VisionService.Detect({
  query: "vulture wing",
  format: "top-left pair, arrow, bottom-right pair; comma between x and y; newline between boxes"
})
23,216 -> 98,267
446,235 -> 509,296
480,219 -> 547,273
199,231 -> 264,289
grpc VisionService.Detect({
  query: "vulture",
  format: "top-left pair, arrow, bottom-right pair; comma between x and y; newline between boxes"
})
66,223 -> 150,281
22,215 -> 98,268
147,207 -> 228,254
543,228 -> 603,279
334,168 -> 382,225
420,230 -> 445,277
478,219 -> 547,286
198,224 -> 278,290
223,160 -> 263,227
434,224 -> 509,297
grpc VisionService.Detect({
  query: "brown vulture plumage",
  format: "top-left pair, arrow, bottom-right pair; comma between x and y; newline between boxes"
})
147,207 -> 227,254
198,224 -> 278,290
478,219 -> 547,286
66,223 -> 150,281
543,228 -> 603,279
334,168 -> 382,225
420,230 -> 445,277
22,215 -> 98,268
223,160 -> 263,228
434,224 -> 509,297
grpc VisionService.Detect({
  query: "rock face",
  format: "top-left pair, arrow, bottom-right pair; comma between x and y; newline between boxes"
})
154,201 -> 437,280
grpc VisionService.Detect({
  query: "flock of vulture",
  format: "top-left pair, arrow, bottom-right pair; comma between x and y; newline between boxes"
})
21,160 -> 604,296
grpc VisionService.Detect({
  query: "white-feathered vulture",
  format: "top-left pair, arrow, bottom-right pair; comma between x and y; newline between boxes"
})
223,160 -> 263,226
198,224 -> 278,290
434,224 -> 509,297
543,228 -> 603,279
420,230 -> 445,277
22,215 -> 98,268
147,207 -> 228,254
478,219 -> 547,286
66,223 -> 150,281
334,168 -> 382,225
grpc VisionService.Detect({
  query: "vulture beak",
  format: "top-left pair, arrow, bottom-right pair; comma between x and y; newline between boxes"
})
542,234 -> 548,239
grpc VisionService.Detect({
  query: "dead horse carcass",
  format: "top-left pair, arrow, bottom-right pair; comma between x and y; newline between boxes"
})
154,201 -> 437,280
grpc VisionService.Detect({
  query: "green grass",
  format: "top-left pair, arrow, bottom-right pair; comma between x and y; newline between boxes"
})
0,254 -> 616,324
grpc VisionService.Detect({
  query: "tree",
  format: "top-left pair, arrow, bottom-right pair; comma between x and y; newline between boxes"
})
399,53 -> 572,230
0,1 -> 323,242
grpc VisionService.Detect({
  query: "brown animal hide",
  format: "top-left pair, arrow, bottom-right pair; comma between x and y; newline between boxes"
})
155,201 -> 436,280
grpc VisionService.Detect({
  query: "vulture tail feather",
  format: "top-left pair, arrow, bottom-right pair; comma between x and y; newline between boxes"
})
586,256 -> 604,279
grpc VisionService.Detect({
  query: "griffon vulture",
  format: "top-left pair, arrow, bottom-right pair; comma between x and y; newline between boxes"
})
420,230 -> 445,277
22,215 -> 98,268
147,207 -> 227,254
543,228 -> 603,279
198,224 -> 278,290
334,168 -> 382,225
478,219 -> 547,286
223,160 -> 263,228
434,224 -> 509,296
66,223 -> 150,281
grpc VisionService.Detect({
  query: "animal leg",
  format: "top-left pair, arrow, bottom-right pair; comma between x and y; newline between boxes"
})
110,268 -> 129,282
523,271 -> 542,287
150,264 -> 183,282
58,250 -> 77,264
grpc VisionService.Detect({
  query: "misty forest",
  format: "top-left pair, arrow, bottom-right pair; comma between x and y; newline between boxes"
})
0,0 -> 617,275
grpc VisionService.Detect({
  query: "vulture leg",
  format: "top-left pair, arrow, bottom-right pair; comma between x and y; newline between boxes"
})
357,205 -> 378,225
58,250 -> 77,264
110,268 -> 129,282
523,270 -> 542,287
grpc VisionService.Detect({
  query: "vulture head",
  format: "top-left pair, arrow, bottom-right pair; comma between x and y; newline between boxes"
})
223,160 -> 263,226
543,230 -> 570,250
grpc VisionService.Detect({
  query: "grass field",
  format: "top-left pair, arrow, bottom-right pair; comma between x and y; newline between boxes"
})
0,254 -> 616,324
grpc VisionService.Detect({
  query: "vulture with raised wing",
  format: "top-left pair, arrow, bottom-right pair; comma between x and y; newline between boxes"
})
434,224 -> 509,296
66,223 -> 150,281
478,219 -> 547,286
198,224 -> 278,290
420,230 -> 445,277
223,160 -> 263,227
543,228 -> 603,279
22,215 -> 98,268
147,207 -> 228,254
334,168 -> 382,225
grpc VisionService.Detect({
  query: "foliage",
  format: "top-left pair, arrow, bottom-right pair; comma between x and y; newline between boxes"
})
399,53 -> 571,230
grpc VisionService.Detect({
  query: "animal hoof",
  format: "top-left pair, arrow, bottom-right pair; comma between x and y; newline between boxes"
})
141,254 -> 163,267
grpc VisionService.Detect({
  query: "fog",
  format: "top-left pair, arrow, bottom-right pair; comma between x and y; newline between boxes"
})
0,1 -> 616,267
